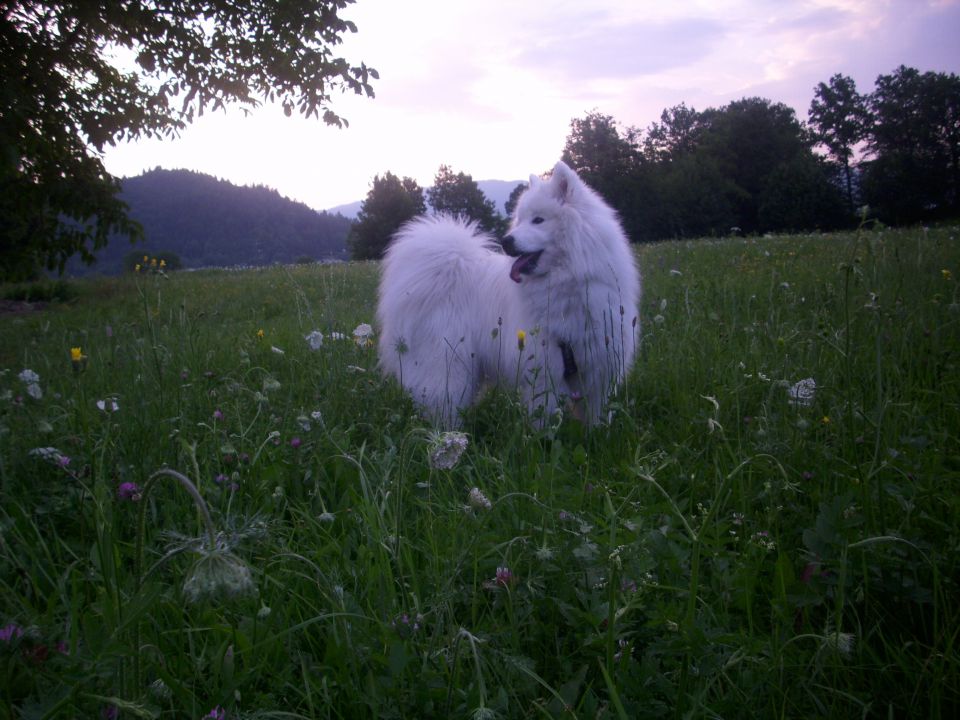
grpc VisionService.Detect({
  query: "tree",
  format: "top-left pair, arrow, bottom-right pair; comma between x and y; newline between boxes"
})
642,103 -> 703,163
427,165 -> 506,235
808,74 -> 869,210
347,172 -> 425,260
504,182 -> 527,219
862,66 -> 960,222
0,1 -> 376,280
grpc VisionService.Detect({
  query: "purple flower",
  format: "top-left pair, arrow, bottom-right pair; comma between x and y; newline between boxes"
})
0,623 -> 23,642
101,705 -> 118,720
215,474 -> 228,485
290,436 -> 302,449
58,455 -> 71,469
205,705 -> 226,719
213,409 -> 224,421
495,566 -> 514,587
117,482 -> 142,502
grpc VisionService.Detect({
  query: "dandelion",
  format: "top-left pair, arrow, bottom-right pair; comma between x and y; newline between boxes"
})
257,328 -> 265,340
117,482 -> 142,502
304,330 -> 324,350
468,487 -> 492,510
353,322 -> 374,347
427,431 -> 469,470
787,377 -> 816,407
70,347 -> 83,362
516,329 -> 526,351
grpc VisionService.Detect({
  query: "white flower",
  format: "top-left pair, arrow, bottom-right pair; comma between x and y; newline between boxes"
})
29,446 -> 65,464
297,414 -> 311,432
310,410 -> 323,422
428,431 -> 469,470
787,378 -> 816,407
18,369 -> 39,385
25,382 -> 42,400
822,630 -> 856,656
304,330 -> 324,350
262,377 -> 281,393
270,345 -> 285,355
96,399 -> 119,413
353,323 -> 374,346
330,331 -> 347,341
653,314 -> 665,325
468,487 -> 492,510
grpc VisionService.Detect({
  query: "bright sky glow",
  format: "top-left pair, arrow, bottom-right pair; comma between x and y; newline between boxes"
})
101,0 -> 960,211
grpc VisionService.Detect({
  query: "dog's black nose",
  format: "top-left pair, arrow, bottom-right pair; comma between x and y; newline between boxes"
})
501,236 -> 518,256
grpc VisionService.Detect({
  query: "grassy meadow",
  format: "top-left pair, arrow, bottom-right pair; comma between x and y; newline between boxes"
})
1,226 -> 958,718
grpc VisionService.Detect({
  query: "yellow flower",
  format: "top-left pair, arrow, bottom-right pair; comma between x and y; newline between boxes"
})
159,259 -> 166,269
70,347 -> 83,362
257,328 -> 265,340
516,329 -> 526,351
943,269 -> 953,281
143,255 -> 148,263
134,264 -> 141,272
150,257 -> 157,267
822,415 -> 832,425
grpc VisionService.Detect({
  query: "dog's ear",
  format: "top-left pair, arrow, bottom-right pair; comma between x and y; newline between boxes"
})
551,161 -> 578,204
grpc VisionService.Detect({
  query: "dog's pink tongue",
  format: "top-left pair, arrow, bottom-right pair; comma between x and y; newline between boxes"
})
510,256 -> 530,283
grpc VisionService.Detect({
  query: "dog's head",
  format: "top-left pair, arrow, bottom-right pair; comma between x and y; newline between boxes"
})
501,161 -> 582,284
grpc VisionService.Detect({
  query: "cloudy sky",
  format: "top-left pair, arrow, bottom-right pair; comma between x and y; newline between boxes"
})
102,0 -> 960,212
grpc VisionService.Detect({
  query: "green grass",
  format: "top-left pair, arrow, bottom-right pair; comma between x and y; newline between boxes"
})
1,226 -> 958,719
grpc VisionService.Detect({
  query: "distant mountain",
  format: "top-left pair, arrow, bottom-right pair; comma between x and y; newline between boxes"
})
327,179 -> 526,219
69,168 -> 353,275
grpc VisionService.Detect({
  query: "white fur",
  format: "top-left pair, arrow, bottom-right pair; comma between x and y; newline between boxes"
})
376,161 -> 641,427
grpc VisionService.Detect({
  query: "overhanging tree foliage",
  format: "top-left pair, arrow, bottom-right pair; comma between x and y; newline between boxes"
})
0,0 -> 376,280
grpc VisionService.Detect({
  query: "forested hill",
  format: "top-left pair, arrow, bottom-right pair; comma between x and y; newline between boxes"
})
69,168 -> 352,275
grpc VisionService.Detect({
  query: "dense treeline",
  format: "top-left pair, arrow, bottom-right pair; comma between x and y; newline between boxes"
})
564,66 -> 959,242
68,168 -> 352,275
348,64 -> 958,259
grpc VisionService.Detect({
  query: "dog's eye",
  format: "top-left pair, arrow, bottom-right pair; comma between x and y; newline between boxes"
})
532,217 -> 545,225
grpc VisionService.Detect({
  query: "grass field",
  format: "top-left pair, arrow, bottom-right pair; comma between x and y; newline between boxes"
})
1,226 -> 958,719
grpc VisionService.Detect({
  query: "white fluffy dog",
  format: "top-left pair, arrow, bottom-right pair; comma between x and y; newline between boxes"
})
376,161 -> 641,427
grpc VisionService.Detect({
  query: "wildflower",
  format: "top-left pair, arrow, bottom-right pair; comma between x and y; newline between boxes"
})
159,259 -> 166,269
468,487 -> 492,510
70,347 -> 83,362
204,706 -> 226,720
653,314 -> 665,325
135,264 -> 141,272
392,612 -> 422,639
143,255 -> 148,263
257,605 -> 272,619
516,329 -> 526,351
29,446 -> 64,464
943,269 -> 953,281
353,322 -> 374,347
257,328 -> 265,340
290,436 -> 302,449
495,566 -> 515,587
117,482 -> 142,501
150,257 -> 157,267
786,377 -> 816,407
182,547 -> 256,603
0,623 -> 23,643
821,415 -> 831,425
96,398 -> 119,413
427,431 -> 469,470
213,409 -> 224,421
305,330 -> 324,350
318,511 -> 335,523
18,369 -> 42,399
822,630 -> 856,656
331,331 -> 347,341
